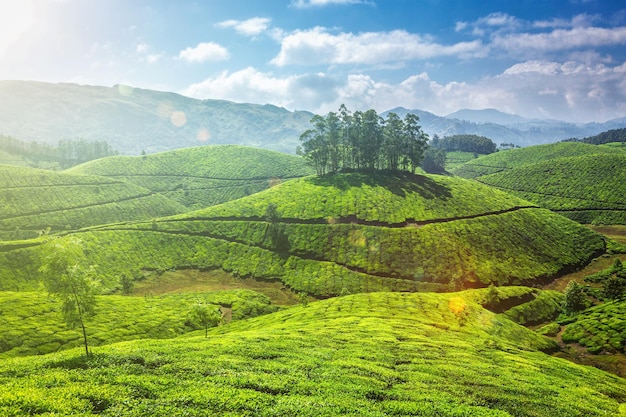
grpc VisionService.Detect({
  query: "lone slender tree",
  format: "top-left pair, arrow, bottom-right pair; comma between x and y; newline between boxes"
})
38,236 -> 99,356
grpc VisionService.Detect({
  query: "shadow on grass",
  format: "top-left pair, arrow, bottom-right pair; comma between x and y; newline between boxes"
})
307,170 -> 452,200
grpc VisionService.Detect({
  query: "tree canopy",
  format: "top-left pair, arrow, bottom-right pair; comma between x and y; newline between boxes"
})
298,106 -> 428,175
431,134 -> 497,154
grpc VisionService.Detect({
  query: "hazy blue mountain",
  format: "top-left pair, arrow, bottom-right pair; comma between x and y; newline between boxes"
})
0,80 -> 314,155
1,81 -> 625,155
385,107 -> 626,147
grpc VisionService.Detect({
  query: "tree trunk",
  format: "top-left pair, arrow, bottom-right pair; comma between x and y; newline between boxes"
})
80,320 -> 90,356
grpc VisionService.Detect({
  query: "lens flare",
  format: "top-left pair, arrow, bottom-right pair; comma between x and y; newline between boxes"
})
448,296 -> 466,315
170,111 -> 187,127
197,128 -> 210,142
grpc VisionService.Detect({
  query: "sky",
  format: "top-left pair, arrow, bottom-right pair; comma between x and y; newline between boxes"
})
1,0 -> 626,123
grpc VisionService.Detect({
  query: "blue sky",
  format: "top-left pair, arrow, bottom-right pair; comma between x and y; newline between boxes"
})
1,0 -> 626,122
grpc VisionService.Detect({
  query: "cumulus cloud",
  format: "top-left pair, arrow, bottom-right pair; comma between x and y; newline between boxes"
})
216,17 -> 271,36
180,67 -> 340,110
492,26 -> 626,54
271,27 -> 486,66
290,0 -> 374,8
178,42 -> 230,63
181,60 -> 626,123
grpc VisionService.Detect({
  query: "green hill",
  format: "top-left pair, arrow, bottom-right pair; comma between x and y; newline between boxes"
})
0,165 -> 187,240
67,145 -> 314,210
0,171 -> 606,295
1,291 -> 625,416
453,142 -> 623,179
0,290 -> 277,358
475,154 -> 626,224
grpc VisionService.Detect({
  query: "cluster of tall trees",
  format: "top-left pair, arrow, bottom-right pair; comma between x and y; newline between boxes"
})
0,135 -> 118,168
430,134 -> 497,154
298,105 -> 428,175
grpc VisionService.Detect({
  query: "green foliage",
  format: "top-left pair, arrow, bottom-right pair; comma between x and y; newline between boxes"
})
187,302 -> 222,338
581,127 -> 626,145
561,299 -> 626,354
68,145 -> 314,210
453,141 -> 621,179
0,164 -> 186,239
0,172 -> 607,296
0,292 -> 623,416
0,289 -> 277,358
38,237 -> 99,356
453,141 -> 626,225
299,106 -> 427,175
431,134 -> 497,154
563,281 -> 589,315
0,134 -> 118,168
420,147 -> 446,173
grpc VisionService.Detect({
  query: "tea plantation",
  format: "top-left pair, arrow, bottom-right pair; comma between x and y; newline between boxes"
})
0,292 -> 624,416
0,171 -> 608,296
0,164 -> 187,239
67,145 -> 314,210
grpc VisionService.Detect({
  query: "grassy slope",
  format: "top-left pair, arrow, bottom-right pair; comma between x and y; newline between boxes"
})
561,299 -> 626,354
0,164 -> 187,239
0,290 -> 278,358
67,145 -> 314,210
452,142 -> 624,179
475,154 -> 626,224
0,291 -> 625,416
0,171 -> 606,295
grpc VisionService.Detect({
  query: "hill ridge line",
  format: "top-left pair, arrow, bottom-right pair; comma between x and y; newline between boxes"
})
97,173 -> 305,182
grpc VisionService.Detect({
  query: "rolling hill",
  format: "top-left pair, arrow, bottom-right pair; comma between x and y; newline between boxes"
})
0,291 -> 624,416
0,164 -> 187,240
452,142 -> 626,224
67,145 -> 314,210
0,171 -> 607,295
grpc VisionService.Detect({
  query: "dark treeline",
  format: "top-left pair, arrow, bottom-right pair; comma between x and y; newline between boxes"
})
298,105 -> 429,175
0,135 -> 118,168
582,128 -> 626,145
430,134 -> 497,154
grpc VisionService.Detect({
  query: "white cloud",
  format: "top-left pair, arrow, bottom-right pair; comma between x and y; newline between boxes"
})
178,42 -> 230,63
271,27 -> 486,66
216,17 -> 271,36
181,67 -> 339,110
290,0 -> 374,8
492,26 -> 626,54
181,60 -> 626,123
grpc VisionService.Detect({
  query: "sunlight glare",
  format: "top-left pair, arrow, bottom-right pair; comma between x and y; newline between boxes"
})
0,0 -> 35,57
448,296 -> 466,315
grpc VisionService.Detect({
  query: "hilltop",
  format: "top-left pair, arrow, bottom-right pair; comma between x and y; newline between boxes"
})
67,145 -> 314,210
0,171 -> 606,295
0,291 -> 624,416
453,142 -> 626,224
0,164 -> 186,240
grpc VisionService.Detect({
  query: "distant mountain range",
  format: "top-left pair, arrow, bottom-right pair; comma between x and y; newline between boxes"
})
1,80 -> 625,155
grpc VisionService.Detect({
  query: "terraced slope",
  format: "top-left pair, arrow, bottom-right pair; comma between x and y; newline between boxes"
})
67,145 -> 314,210
1,171 -> 605,295
453,142 -> 623,179
0,165 -> 187,239
1,292 -> 624,416
475,154 -> 626,224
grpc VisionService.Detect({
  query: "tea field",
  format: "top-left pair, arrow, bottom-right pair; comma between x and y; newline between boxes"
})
0,291 -> 624,416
